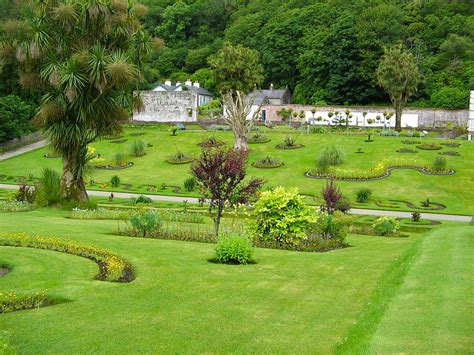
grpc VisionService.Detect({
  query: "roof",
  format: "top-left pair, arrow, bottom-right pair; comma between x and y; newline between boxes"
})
153,83 -> 213,97
248,88 -> 289,105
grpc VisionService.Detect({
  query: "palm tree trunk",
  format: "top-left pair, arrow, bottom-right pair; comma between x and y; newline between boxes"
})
61,156 -> 88,202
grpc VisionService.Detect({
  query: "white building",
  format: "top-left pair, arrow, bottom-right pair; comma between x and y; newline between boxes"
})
133,80 -> 213,122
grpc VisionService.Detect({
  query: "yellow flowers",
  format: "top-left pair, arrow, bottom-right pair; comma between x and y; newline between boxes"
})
0,291 -> 48,313
0,233 -> 134,282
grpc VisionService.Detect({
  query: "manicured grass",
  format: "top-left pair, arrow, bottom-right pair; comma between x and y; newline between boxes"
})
368,225 -> 474,353
0,209 -> 471,352
0,125 -> 472,214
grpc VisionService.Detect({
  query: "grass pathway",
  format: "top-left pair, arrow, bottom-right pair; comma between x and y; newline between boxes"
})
367,225 -> 474,353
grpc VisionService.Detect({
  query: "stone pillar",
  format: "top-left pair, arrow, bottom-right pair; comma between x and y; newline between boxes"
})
469,91 -> 474,141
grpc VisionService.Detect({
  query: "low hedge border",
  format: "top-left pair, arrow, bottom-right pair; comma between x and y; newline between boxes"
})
304,166 -> 455,181
0,233 -> 134,282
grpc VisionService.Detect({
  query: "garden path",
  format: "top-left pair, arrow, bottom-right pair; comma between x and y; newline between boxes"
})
0,140 -> 48,161
0,183 -> 472,222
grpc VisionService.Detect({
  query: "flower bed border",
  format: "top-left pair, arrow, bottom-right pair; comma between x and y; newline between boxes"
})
248,137 -> 271,144
0,232 -> 134,282
304,166 -> 455,181
95,162 -> 134,170
166,157 -> 194,164
416,144 -> 442,150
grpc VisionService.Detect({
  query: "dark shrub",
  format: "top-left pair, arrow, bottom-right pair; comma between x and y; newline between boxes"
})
184,177 -> 196,192
135,195 -> 152,204
356,188 -> 372,203
15,185 -> 36,203
110,175 -> 121,187
411,211 -> 421,222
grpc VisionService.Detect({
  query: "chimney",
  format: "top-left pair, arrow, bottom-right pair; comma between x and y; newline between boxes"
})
176,81 -> 182,87
185,79 -> 192,87
165,79 -> 171,86
193,81 -> 200,88
270,83 -> 274,90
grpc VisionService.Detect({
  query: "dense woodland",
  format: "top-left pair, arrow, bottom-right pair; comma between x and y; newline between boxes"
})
0,0 -> 473,141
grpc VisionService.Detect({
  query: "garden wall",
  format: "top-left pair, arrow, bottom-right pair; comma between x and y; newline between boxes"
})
133,91 -> 198,122
0,131 -> 43,152
260,104 -> 468,128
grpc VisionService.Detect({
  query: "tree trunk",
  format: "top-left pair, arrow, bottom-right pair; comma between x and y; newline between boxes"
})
395,101 -> 402,132
61,156 -> 89,202
213,201 -> 224,237
233,134 -> 248,151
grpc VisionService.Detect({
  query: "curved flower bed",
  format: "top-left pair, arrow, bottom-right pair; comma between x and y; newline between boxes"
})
166,156 -> 194,164
110,139 -> 128,144
198,137 -> 226,149
402,140 -> 421,145
248,136 -> 271,144
396,148 -> 417,153
44,153 -> 61,158
439,151 -> 460,156
252,157 -> 284,169
275,143 -> 305,150
305,165 -> 455,181
416,143 -> 442,150
0,233 -> 134,282
0,290 -> 53,313
440,142 -> 460,147
95,162 -> 134,170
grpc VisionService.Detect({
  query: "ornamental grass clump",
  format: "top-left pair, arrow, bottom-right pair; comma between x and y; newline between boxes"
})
214,235 -> 254,264
0,233 -> 134,282
431,156 -> 447,172
131,140 -> 146,157
36,168 -> 61,206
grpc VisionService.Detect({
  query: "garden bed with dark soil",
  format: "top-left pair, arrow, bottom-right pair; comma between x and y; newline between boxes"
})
305,166 -> 455,181
275,144 -> 305,150
95,162 -> 134,170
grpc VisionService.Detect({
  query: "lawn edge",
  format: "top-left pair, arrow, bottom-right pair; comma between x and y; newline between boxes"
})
334,236 -> 423,354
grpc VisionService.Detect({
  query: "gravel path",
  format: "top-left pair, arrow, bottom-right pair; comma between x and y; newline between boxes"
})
0,183 -> 472,222
0,140 -> 48,161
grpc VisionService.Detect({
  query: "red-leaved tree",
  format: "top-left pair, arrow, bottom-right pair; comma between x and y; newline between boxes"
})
321,180 -> 349,214
191,148 -> 264,236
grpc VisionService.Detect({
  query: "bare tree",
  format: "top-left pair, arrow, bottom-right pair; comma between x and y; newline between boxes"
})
222,91 -> 260,150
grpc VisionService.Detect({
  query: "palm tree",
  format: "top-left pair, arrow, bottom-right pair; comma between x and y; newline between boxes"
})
2,0 -> 153,201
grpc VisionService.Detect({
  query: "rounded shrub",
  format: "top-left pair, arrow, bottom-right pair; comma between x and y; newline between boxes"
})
110,175 -> 121,187
372,216 -> 400,236
135,195 -> 153,204
214,235 -> 254,264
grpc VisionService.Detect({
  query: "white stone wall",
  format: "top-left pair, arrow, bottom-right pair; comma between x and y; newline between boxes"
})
469,91 -> 474,140
133,91 -> 198,122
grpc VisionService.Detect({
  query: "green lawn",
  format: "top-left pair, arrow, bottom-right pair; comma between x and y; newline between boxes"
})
0,125 -> 473,215
0,209 -> 472,353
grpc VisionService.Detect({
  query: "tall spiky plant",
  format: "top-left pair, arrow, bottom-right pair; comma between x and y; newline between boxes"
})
1,0 -> 153,201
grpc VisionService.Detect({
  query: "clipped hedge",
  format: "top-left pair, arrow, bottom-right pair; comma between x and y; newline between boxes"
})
0,233 -> 134,282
